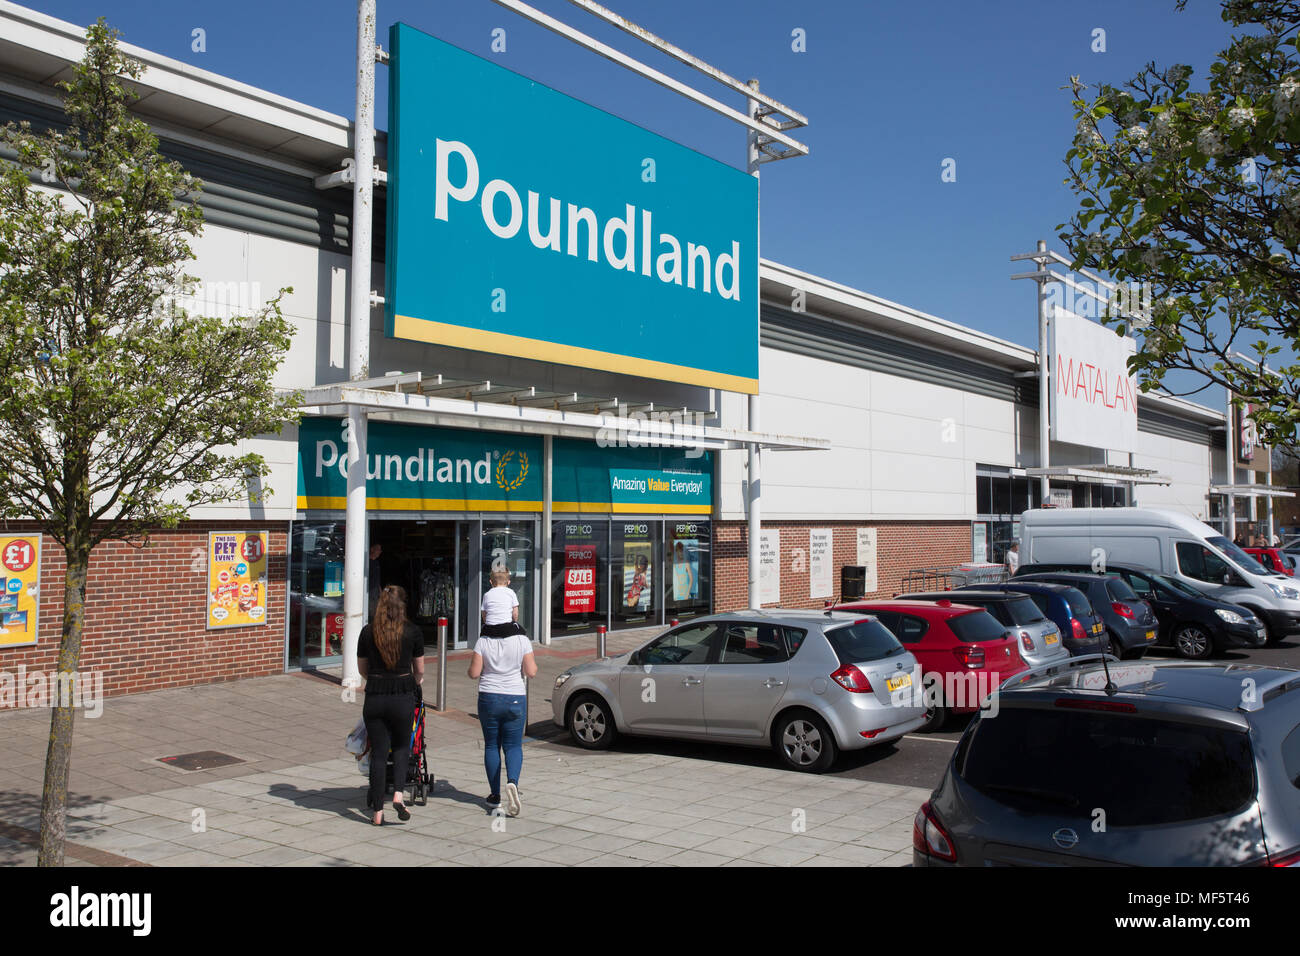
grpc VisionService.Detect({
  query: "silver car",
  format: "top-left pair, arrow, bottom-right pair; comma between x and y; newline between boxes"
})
551,610 -> 927,772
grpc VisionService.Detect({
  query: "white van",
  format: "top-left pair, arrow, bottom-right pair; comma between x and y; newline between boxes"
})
1019,507 -> 1300,644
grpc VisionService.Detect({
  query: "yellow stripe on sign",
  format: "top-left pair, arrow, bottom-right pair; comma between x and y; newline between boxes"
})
551,502 -> 713,515
393,314 -> 759,395
297,495 -> 542,512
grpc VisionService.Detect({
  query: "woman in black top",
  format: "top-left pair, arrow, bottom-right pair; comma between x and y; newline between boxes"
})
357,585 -> 425,825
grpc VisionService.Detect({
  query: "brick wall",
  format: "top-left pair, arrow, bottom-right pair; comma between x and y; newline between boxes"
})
0,521 -> 288,703
715,520 -> 972,611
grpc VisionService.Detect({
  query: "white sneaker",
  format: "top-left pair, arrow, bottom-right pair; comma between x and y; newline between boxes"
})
504,782 -> 521,817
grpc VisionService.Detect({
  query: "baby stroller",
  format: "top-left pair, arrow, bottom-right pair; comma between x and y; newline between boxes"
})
383,686 -> 432,805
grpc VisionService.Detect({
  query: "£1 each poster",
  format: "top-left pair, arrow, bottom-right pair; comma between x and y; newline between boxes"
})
207,531 -> 268,629
0,535 -> 40,648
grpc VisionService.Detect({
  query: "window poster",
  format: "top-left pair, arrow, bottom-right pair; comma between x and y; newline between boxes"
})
207,531 -> 269,629
622,541 -> 653,611
0,535 -> 40,648
563,543 -> 597,614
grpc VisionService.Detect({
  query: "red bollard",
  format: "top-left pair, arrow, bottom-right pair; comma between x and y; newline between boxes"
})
670,618 -> 679,627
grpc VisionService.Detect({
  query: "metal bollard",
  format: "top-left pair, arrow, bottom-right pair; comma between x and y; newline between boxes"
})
435,617 -> 448,712
596,623 -> 607,658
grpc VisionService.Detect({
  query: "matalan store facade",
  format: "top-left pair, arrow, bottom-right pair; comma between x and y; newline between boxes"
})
0,3 -> 1236,699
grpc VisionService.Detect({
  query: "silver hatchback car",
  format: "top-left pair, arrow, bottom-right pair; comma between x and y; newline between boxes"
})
551,610 -> 927,772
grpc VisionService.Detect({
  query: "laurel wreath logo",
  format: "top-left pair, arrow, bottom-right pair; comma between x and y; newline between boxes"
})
495,450 -> 528,491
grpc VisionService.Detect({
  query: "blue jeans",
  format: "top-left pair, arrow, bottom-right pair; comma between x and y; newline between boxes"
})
478,692 -> 525,796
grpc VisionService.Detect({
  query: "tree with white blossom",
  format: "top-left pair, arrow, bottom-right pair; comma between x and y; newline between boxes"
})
1062,0 -> 1300,446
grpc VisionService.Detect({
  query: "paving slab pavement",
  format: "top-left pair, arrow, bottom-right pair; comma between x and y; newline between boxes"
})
0,628 -> 927,866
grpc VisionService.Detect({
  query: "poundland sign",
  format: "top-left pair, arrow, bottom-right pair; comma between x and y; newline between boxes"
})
385,23 -> 759,394
297,418 -> 542,511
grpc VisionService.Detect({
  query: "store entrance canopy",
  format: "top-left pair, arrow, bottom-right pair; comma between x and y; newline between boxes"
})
293,376 -> 829,452
1025,464 -> 1172,486
1210,485 -> 1296,498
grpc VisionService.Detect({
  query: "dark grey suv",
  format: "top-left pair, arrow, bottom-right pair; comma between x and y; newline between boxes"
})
914,657 -> 1300,866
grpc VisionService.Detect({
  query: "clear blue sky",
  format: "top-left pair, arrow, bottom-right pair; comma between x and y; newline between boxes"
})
29,0 -> 1233,400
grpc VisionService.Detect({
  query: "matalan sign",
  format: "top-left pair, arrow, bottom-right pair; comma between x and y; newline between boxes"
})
1048,306 -> 1138,453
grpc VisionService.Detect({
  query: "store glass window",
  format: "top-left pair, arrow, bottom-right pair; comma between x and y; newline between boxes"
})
666,520 -> 711,622
976,474 -> 992,515
552,520 -> 608,634
289,520 -> 347,667
612,520 -> 662,630
482,521 -> 535,638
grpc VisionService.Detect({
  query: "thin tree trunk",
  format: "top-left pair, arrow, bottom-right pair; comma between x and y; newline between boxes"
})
37,541 -> 88,867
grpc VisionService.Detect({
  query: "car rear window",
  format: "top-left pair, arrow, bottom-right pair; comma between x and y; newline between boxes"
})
947,610 -> 1009,643
1060,587 -> 1094,617
1105,577 -> 1140,602
958,708 -> 1256,825
1004,596 -> 1047,625
824,620 -> 906,664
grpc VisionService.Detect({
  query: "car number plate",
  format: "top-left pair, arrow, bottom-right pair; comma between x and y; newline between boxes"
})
1145,629 -> 1156,641
1092,622 -> 1104,635
886,674 -> 912,693
1045,633 -> 1058,645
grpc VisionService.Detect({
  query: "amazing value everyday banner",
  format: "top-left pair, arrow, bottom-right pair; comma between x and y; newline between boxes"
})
385,23 -> 759,393
296,418 -> 543,511
1048,305 -> 1139,452
552,439 -> 712,514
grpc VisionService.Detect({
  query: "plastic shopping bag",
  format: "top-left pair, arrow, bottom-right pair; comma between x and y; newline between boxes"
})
345,718 -> 370,776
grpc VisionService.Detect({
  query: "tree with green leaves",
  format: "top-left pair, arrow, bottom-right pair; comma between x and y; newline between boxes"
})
1062,0 -> 1300,447
0,20 -> 299,865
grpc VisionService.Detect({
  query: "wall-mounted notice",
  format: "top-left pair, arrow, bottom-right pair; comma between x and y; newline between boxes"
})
759,529 -> 780,605
856,528 -> 878,594
0,535 -> 40,648
207,531 -> 269,629
809,528 -> 832,600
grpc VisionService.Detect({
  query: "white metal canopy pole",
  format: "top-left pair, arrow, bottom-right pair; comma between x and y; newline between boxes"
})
1035,240 -> 1051,507
342,0 -> 377,688
747,80 -> 762,609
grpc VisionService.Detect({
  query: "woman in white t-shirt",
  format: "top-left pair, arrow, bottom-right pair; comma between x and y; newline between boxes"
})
468,568 -> 537,816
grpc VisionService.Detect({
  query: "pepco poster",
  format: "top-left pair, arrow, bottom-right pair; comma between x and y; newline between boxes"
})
0,535 -> 40,648
671,539 -> 699,601
207,531 -> 268,629
563,544 -> 596,614
622,543 -> 653,611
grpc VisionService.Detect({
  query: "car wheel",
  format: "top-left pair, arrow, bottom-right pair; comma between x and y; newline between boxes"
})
1172,624 -> 1214,660
567,693 -> 617,751
1262,619 -> 1286,646
920,700 -> 949,733
773,710 -> 837,773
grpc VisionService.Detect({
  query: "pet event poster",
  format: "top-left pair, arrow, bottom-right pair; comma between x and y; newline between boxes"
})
207,531 -> 269,629
0,535 -> 40,648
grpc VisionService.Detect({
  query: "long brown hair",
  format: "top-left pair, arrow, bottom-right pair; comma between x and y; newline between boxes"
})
372,585 -> 408,669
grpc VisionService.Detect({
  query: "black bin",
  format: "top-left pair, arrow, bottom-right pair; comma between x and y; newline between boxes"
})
841,565 -> 868,601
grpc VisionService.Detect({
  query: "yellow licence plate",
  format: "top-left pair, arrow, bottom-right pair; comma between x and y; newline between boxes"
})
1046,633 -> 1059,645
1092,623 -> 1104,635
886,674 -> 912,693
1146,630 -> 1156,641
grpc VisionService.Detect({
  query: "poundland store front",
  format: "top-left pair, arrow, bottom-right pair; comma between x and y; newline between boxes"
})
289,416 -> 715,666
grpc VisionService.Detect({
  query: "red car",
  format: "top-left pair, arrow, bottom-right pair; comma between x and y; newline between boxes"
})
1244,547 -> 1296,577
836,600 -> 1027,732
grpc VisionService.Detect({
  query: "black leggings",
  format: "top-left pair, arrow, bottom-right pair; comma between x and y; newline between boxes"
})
363,691 -> 414,812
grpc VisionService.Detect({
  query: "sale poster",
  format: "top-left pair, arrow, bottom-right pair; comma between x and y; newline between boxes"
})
563,544 -> 596,614
207,531 -> 269,629
0,535 -> 40,648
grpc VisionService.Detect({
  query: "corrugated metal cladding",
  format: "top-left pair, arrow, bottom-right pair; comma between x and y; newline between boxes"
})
0,89 -> 381,256
761,303 -> 1217,444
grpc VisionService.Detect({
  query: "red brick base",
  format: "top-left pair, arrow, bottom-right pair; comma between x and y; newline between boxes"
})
0,521 -> 288,703
715,520 -> 972,610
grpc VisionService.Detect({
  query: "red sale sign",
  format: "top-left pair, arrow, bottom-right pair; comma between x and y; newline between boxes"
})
563,545 -> 596,614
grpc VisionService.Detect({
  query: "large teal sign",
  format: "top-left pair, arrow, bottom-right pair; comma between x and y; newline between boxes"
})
553,440 -> 712,514
297,418 -> 542,511
385,23 -> 759,394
